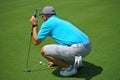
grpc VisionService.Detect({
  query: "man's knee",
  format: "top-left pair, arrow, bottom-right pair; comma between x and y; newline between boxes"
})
40,47 -> 45,56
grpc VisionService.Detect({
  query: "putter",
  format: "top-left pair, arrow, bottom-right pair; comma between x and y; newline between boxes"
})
24,9 -> 38,72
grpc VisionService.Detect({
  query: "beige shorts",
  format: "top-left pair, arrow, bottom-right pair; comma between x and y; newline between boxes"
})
43,41 -> 91,64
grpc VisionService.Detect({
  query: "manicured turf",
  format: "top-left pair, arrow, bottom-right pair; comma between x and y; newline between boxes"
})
0,0 -> 120,80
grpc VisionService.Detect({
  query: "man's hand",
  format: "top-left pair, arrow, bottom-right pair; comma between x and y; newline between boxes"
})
29,16 -> 41,45
30,16 -> 38,25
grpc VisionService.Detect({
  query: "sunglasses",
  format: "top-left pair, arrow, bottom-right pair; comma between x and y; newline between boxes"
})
41,15 -> 44,18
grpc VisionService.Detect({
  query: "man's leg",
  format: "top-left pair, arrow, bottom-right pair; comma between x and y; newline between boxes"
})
40,45 -> 78,77
40,47 -> 70,68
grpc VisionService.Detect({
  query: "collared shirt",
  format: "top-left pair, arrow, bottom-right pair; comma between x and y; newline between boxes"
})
37,15 -> 89,46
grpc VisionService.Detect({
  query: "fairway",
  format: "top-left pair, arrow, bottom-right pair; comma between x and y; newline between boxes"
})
0,0 -> 120,80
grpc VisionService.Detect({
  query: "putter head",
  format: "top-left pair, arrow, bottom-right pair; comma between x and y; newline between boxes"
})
23,68 -> 31,72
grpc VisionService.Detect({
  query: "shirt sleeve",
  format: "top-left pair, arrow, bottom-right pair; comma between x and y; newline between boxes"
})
37,23 -> 51,40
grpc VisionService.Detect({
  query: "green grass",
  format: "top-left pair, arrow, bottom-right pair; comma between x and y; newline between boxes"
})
0,0 -> 120,80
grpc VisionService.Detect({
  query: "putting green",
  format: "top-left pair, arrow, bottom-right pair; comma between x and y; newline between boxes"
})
0,0 -> 120,80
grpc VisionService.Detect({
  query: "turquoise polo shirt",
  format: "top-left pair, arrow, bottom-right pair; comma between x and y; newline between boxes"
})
37,15 -> 89,46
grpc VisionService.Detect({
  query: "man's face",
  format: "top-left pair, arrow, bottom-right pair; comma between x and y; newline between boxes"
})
41,15 -> 48,21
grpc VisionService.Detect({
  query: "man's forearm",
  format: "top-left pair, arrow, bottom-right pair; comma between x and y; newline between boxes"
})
32,26 -> 42,45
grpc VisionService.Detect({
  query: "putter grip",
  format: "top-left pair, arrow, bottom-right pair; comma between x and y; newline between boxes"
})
31,9 -> 38,35
33,9 -> 38,18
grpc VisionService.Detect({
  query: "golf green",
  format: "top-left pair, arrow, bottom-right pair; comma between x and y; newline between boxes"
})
0,0 -> 120,80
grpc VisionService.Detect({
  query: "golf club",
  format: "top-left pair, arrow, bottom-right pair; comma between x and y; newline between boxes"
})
24,9 -> 38,72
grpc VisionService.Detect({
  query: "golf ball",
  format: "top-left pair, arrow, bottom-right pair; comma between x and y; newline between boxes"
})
39,61 -> 43,64
39,61 -> 45,65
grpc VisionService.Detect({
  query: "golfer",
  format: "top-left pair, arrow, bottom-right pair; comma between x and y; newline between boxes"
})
30,6 -> 92,76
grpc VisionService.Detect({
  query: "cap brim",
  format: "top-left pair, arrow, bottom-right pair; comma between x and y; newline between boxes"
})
39,13 -> 55,16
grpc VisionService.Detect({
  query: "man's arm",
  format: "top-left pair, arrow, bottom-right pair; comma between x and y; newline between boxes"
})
30,16 -> 42,45
32,27 -> 42,45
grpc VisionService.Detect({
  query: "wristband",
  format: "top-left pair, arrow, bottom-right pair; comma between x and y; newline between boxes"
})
32,24 -> 38,28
